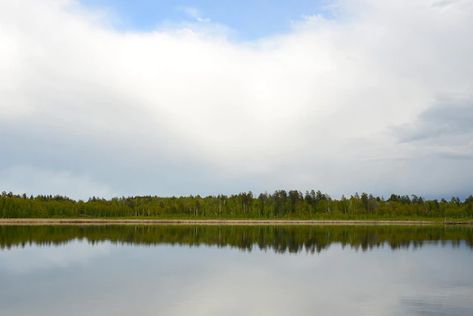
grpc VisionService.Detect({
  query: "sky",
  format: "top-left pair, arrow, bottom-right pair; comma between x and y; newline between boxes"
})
80,0 -> 333,39
0,0 -> 472,200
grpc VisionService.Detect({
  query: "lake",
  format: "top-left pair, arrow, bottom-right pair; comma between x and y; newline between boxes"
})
0,225 -> 472,315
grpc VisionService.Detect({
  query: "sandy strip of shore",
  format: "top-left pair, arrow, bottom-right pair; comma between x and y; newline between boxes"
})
0,219 -> 471,226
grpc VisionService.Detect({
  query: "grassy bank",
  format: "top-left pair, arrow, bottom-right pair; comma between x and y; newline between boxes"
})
1,218 -> 472,225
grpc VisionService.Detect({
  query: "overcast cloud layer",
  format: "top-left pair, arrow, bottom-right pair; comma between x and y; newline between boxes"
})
1,0 -> 472,199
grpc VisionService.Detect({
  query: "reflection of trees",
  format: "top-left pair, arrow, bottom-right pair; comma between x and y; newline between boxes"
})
0,225 -> 472,254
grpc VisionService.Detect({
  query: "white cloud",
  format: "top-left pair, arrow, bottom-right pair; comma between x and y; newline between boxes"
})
0,0 -> 472,198
177,6 -> 211,23
0,166 -> 114,199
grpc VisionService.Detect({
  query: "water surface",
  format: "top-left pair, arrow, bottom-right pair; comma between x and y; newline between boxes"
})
0,225 -> 472,315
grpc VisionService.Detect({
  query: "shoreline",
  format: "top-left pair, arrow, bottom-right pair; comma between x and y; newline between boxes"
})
0,219 -> 472,226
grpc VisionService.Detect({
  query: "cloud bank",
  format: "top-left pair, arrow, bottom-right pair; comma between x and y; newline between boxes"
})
0,0 -> 472,199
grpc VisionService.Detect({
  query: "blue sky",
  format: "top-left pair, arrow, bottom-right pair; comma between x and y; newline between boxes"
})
80,0 -> 332,39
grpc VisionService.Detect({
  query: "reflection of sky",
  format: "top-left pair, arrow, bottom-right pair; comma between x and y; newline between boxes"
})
0,240 -> 112,274
0,242 -> 472,316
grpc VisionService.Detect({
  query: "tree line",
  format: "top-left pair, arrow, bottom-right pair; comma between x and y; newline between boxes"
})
1,190 -> 472,219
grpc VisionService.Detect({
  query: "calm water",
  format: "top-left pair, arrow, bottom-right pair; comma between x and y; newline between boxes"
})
0,225 -> 472,316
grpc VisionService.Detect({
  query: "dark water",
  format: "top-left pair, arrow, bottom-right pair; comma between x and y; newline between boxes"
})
0,225 -> 472,315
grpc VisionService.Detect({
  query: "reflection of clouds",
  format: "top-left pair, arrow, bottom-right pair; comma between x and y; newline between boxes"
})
161,245 -> 473,316
400,286 -> 473,315
0,240 -> 112,274
0,243 -> 472,316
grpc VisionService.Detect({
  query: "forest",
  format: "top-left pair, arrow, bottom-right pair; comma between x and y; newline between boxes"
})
1,190 -> 473,219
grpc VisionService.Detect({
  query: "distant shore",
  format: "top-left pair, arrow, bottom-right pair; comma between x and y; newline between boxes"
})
0,218 -> 472,226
